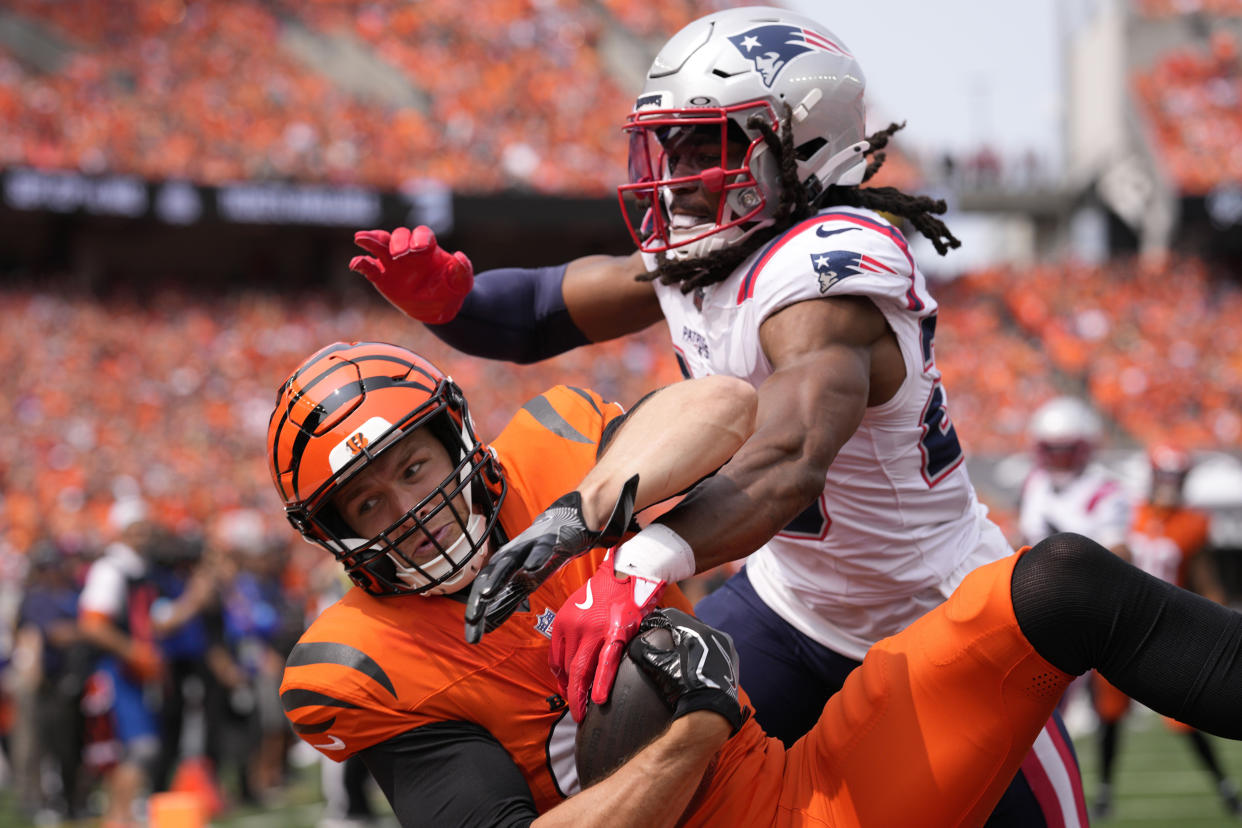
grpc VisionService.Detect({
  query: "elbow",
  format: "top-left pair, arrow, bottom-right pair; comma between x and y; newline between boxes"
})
755,439 -> 832,519
784,465 -> 830,511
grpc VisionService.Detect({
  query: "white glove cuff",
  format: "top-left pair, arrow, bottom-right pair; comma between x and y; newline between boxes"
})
613,523 -> 696,583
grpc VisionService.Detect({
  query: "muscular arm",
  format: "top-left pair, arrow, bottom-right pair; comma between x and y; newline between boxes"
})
427,252 -> 662,361
577,375 -> 758,530
559,253 -> 663,342
360,713 -> 727,828
657,296 -> 899,571
534,713 -> 730,828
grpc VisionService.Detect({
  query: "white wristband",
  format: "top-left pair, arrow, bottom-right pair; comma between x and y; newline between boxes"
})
613,523 -> 697,583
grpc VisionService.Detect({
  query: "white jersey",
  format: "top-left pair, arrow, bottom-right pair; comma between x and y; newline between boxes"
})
79,541 -> 146,621
1018,463 -> 1133,549
652,206 -> 1011,660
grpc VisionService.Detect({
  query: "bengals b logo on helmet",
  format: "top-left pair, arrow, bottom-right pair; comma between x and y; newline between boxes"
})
346,432 -> 369,455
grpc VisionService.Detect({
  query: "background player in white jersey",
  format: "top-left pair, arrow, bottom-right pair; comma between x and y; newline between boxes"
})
350,8 -> 1085,825
1018,395 -> 1133,814
1019,396 -> 1134,553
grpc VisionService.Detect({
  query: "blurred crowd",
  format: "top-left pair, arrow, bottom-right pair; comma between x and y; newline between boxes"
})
0,0 -> 728,194
0,0 -> 928,197
1134,29 -> 1242,194
980,254 -> 1242,450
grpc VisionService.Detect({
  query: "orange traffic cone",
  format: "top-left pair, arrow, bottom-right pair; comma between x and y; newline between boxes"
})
169,756 -> 226,818
148,791 -> 204,828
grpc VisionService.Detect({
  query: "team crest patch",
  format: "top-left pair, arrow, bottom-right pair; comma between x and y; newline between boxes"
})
727,24 -> 851,88
811,249 -> 893,293
534,608 -> 556,638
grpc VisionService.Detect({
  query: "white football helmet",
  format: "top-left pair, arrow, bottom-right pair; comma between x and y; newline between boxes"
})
620,6 -> 868,260
1028,396 -> 1101,477
1148,443 -> 1192,507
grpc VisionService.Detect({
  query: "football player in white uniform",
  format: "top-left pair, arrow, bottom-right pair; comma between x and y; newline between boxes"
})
1018,396 -> 1133,553
1018,397 -> 1131,817
350,7 -> 1086,825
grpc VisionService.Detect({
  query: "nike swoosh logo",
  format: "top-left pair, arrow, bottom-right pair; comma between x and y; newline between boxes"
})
574,581 -> 594,610
816,226 -> 858,238
312,735 -> 346,752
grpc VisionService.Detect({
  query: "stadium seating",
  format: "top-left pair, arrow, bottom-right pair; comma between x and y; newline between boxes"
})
1133,30 -> 1242,194
0,0 -> 714,192
995,256 -> 1242,449
0,0 -> 922,194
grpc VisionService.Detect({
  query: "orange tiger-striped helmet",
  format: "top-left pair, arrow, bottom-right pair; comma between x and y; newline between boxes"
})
267,341 -> 505,596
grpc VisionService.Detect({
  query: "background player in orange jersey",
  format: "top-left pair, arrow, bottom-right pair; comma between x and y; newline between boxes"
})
270,342 -> 1242,827
1089,443 -> 1241,819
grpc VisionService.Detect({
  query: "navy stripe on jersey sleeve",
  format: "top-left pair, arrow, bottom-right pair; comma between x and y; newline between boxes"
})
427,264 -> 590,364
359,721 -> 538,828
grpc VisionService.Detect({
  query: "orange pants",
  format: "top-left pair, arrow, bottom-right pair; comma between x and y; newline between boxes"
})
770,551 -> 1074,827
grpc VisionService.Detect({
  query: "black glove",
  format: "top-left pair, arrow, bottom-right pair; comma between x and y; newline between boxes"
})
464,475 -> 639,644
630,609 -> 747,735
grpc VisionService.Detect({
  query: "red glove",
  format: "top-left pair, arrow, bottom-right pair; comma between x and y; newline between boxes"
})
350,226 -> 474,325
550,555 -> 666,721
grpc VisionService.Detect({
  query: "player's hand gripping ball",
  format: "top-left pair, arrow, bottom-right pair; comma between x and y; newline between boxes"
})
574,622 -> 675,787
575,609 -> 746,787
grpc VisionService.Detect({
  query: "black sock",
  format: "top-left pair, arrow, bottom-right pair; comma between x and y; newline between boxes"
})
1011,533 -> 1242,739
1186,729 -> 1227,780
1099,720 -> 1121,784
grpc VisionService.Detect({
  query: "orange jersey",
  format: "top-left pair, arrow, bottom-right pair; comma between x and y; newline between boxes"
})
279,385 -> 694,811
1128,503 -> 1210,587
1100,503 -> 1212,730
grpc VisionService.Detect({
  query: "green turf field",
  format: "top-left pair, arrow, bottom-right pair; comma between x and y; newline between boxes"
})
5,706 -> 1242,827
1072,706 -> 1242,826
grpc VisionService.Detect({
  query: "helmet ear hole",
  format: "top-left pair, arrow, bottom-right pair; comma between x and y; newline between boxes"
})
795,137 -> 827,162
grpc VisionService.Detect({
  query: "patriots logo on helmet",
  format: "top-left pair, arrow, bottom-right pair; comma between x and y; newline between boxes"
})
727,24 -> 851,88
811,249 -> 892,293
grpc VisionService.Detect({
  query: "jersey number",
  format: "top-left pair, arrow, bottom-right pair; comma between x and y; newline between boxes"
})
918,315 -> 964,486
779,494 -> 831,540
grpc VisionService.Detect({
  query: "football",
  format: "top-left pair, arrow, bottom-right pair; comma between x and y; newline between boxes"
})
575,625 -> 676,788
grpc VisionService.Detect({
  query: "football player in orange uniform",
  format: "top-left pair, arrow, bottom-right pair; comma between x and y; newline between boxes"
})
1090,444 -> 1241,818
270,342 -> 1242,827
270,341 -> 756,821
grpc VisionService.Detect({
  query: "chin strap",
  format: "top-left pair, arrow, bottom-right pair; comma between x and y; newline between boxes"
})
810,139 -> 871,194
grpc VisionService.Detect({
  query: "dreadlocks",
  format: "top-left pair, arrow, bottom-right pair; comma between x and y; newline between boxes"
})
821,121 -> 962,257
638,112 -> 961,294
